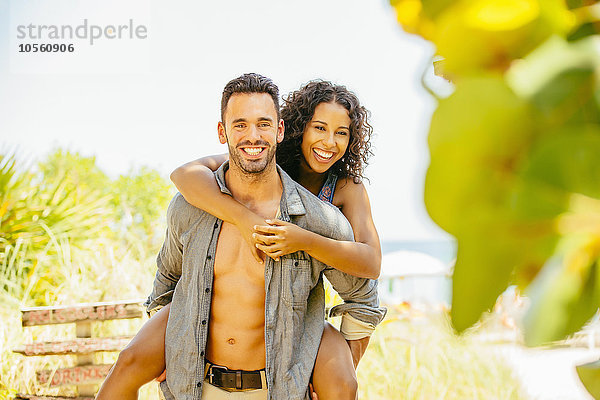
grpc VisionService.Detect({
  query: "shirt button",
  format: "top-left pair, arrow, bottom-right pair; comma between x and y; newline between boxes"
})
205,288 -> 210,293
197,382 -> 202,388
294,261 -> 299,266
202,320 -> 207,325
200,351 -> 205,356
207,255 -> 212,260
214,223 -> 219,229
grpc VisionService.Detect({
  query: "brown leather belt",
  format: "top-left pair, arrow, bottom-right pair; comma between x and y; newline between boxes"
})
205,361 -> 266,391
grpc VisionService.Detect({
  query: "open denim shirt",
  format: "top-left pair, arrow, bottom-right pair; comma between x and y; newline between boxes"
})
145,162 -> 387,400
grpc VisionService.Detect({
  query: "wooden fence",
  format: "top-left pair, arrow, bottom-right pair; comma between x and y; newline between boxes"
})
13,300 -> 145,400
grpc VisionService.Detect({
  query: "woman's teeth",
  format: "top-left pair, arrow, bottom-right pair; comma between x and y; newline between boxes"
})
314,149 -> 334,159
242,147 -> 263,156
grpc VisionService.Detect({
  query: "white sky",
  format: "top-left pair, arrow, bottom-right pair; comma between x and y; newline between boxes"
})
0,0 -> 453,241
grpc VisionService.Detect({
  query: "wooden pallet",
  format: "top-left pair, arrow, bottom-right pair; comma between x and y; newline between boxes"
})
13,300 -> 145,398
22,300 -> 144,326
14,336 -> 133,356
36,364 -> 114,387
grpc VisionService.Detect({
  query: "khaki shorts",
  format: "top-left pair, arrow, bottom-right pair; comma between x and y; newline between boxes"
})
202,378 -> 268,399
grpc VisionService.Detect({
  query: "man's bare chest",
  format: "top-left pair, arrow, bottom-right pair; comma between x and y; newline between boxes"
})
213,222 -> 265,285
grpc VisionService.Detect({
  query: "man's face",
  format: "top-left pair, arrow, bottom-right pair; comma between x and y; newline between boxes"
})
218,93 -> 284,175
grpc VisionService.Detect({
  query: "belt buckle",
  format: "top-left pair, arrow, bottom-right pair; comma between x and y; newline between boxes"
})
208,363 -> 229,385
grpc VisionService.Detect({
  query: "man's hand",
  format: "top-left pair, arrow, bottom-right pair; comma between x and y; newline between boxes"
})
253,219 -> 311,261
309,383 -> 319,400
346,336 -> 370,369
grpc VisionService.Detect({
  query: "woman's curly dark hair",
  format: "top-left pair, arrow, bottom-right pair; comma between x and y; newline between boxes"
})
277,80 -> 373,181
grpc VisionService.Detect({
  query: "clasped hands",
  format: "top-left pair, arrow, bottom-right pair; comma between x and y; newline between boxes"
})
249,219 -> 309,263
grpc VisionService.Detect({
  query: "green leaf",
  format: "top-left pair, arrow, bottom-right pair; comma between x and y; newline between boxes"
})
565,0 -> 589,9
531,67 -> 599,126
394,0 -> 600,343
568,21 -> 600,41
450,219 -> 558,332
451,234 -> 515,332
522,125 -> 600,200
425,76 -> 534,234
577,359 -> 600,399
507,35 -> 599,100
421,0 -> 454,19
432,0 -> 574,74
524,255 -> 600,346
424,76 -> 563,331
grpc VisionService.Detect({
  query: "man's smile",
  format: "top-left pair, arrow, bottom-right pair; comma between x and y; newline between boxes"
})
240,146 -> 266,157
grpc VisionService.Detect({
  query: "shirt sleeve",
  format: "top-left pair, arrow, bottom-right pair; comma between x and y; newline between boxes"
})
322,211 -> 387,331
144,194 -> 184,314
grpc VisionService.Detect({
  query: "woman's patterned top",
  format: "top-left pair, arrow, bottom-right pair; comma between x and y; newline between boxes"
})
317,171 -> 338,204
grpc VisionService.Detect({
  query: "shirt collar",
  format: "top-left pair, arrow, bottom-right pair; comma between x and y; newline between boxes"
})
214,161 -> 306,217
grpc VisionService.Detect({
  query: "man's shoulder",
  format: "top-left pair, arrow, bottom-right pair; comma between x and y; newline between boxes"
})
168,192 -> 198,214
289,181 -> 353,241
167,193 -> 208,232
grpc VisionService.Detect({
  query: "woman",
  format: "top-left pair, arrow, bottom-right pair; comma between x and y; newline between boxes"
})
97,80 -> 381,400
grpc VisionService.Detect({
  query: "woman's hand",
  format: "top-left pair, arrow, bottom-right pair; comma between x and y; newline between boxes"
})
253,219 -> 311,261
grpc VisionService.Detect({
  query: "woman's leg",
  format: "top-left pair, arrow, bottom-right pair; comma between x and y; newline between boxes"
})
96,303 -> 170,400
312,322 -> 358,400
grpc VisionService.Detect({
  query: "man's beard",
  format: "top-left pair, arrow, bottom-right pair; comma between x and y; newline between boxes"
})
228,139 -> 277,175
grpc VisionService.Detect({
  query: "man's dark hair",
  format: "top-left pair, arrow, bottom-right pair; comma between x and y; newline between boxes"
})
221,73 -> 280,123
278,80 -> 373,181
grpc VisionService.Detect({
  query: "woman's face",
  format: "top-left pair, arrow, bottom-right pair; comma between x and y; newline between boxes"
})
300,101 -> 351,175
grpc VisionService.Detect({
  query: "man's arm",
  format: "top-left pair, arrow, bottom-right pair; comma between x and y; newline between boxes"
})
144,194 -> 185,313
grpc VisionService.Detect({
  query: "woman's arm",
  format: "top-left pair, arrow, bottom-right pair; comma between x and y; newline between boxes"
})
254,181 -> 382,279
174,154 -> 229,173
170,154 -> 266,263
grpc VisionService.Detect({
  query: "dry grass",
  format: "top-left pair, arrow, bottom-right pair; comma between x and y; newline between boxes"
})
356,309 -> 527,400
0,236 -> 159,400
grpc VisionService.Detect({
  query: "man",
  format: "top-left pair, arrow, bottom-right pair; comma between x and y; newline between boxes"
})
146,73 -> 385,399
